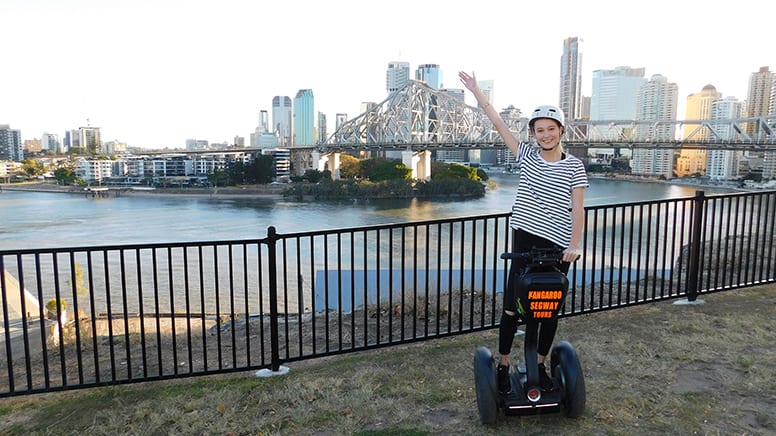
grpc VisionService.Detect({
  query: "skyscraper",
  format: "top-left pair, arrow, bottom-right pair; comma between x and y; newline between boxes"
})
387,61 -> 410,93
41,132 -> 61,154
631,74 -> 678,179
590,67 -> 645,121
416,64 -> 442,89
559,37 -> 583,121
675,84 -> 722,177
745,66 -> 774,136
0,124 -> 23,161
272,96 -> 292,147
589,66 -> 646,160
335,113 -> 348,131
317,111 -> 327,145
80,126 -> 102,155
477,80 -> 494,106
707,97 -> 744,181
292,89 -> 315,146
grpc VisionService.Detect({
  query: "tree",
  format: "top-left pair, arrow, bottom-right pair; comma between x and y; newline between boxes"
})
431,162 -> 481,181
250,155 -> 275,184
21,159 -> 44,178
53,167 -> 77,185
338,154 -> 361,179
360,158 -> 411,181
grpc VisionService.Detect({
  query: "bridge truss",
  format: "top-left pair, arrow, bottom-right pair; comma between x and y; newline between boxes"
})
324,80 -> 776,152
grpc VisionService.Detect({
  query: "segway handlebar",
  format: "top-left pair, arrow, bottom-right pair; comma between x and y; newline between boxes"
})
500,247 -> 565,266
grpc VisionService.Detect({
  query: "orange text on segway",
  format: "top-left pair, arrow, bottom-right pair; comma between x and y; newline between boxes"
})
527,290 -> 563,318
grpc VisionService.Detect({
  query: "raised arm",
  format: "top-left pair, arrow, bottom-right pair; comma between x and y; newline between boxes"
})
458,71 -> 519,155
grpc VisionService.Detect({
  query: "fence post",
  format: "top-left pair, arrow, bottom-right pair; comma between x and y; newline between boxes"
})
686,191 -> 705,302
265,226 -> 282,372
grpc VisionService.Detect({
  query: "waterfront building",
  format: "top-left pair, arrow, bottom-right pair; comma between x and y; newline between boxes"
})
76,159 -> 114,184
386,61 -> 410,93
630,74 -> 678,179
292,89 -> 315,147
707,97 -> 744,180
415,64 -> 442,89
0,124 -> 23,162
675,84 -> 722,177
559,37 -> 583,122
272,96 -> 292,147
0,160 -> 22,181
261,148 -> 291,180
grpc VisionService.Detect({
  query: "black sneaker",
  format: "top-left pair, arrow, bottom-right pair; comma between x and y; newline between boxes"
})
497,364 -> 511,395
538,363 -> 555,392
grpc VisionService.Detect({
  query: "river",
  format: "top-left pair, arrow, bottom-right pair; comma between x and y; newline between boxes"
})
0,175 -> 739,251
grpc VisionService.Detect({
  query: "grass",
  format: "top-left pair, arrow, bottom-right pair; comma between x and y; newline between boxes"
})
1,284 -> 775,435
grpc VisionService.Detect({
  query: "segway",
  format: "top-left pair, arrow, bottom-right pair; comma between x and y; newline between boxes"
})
474,247 -> 586,424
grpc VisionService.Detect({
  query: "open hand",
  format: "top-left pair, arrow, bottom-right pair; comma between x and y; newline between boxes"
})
458,71 -> 478,92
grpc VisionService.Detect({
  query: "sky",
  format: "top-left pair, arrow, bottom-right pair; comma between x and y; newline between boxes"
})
1,0 -> 774,150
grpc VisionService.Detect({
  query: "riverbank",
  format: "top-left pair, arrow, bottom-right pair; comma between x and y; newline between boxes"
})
2,174 -> 762,200
0,182 -> 285,198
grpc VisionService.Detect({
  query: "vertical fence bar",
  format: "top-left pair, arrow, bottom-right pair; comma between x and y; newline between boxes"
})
265,226 -> 281,372
686,191 -> 706,301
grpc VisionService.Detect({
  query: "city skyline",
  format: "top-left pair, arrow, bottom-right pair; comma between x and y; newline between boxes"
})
2,0 -> 774,149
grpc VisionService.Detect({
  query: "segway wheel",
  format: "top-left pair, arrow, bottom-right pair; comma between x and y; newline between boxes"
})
550,341 -> 586,418
473,346 -> 499,424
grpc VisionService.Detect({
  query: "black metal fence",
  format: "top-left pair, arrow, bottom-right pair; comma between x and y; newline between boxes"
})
1,190 -> 775,397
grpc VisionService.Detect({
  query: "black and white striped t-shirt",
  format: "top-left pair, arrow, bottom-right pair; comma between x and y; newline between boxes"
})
510,142 -> 589,248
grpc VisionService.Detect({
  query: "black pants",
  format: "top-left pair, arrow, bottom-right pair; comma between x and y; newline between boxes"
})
498,229 -> 570,357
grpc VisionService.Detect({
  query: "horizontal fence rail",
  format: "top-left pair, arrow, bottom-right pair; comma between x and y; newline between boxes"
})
1,190 -> 775,397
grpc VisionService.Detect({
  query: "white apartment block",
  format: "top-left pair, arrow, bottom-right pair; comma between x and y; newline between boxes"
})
76,159 -> 114,184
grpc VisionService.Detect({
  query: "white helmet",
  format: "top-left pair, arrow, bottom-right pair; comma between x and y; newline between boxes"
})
529,105 -> 565,129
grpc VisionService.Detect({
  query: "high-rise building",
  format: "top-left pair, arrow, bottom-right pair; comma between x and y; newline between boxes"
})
0,124 -> 24,162
387,61 -> 410,93
630,74 -> 678,179
745,66 -> 774,137
589,66 -> 646,160
64,129 -> 79,151
272,96 -> 292,147
674,84 -> 722,177
252,109 -> 279,147
80,126 -> 102,154
478,80 -> 494,106
707,97 -> 744,180
41,133 -> 61,153
335,113 -> 348,131
258,110 -> 270,133
292,89 -> 315,146
317,111 -> 327,144
559,37 -> 583,121
416,64 -> 442,89
747,67 -> 776,180
590,67 -> 645,121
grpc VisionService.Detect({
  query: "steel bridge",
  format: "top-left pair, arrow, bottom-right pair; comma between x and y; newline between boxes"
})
322,80 -> 776,152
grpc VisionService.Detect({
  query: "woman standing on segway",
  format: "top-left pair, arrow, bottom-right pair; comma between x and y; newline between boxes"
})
459,71 -> 588,395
